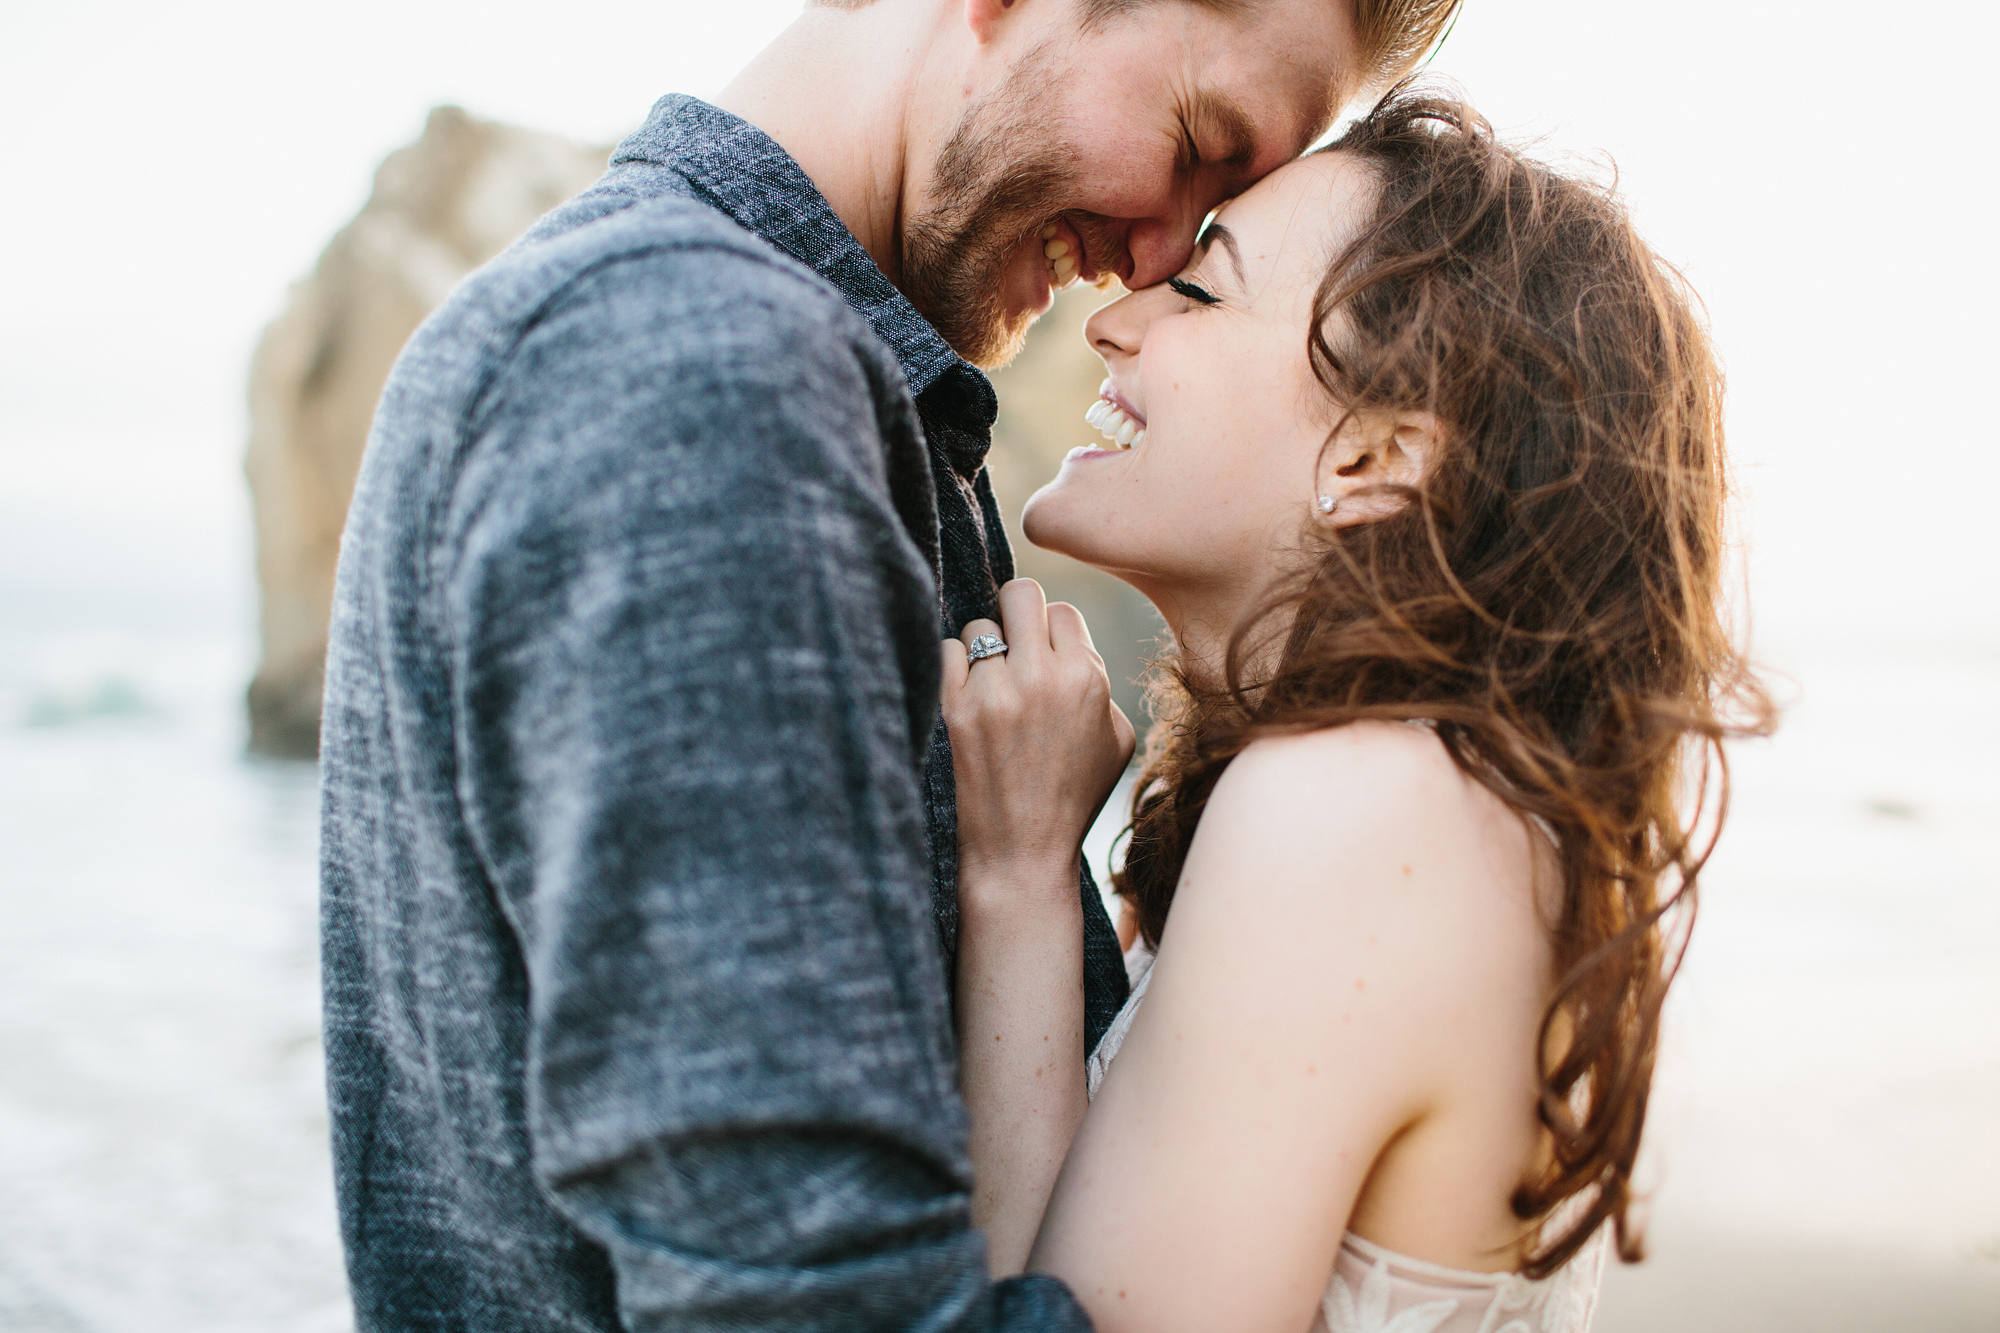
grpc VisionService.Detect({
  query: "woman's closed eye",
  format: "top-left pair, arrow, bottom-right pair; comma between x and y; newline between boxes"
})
1168,276 -> 1221,306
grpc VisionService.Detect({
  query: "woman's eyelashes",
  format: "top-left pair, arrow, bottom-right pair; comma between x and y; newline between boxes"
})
1168,276 -> 1221,306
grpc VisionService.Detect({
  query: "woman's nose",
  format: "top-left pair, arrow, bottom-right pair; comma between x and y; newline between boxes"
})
1085,290 -> 1148,364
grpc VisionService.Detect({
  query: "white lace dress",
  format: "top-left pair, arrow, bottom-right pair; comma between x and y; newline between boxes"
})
1086,951 -> 1606,1333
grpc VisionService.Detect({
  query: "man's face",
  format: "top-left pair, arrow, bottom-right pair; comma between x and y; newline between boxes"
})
900,0 -> 1357,368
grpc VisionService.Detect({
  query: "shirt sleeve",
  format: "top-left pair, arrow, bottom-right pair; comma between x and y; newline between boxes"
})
441,242 -> 1092,1331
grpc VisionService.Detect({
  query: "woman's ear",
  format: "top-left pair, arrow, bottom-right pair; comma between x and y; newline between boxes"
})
1314,410 -> 1443,528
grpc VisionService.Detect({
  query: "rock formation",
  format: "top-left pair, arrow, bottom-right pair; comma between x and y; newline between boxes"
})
244,107 -> 609,756
243,110 -> 1158,756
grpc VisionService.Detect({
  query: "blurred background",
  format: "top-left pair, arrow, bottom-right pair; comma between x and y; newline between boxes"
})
1,2 -> 1994,1329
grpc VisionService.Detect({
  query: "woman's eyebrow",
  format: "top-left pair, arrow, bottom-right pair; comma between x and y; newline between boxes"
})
1196,222 -> 1247,286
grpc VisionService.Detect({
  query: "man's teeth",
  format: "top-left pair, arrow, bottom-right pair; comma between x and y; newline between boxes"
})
1041,222 -> 1078,287
1082,389 -> 1145,450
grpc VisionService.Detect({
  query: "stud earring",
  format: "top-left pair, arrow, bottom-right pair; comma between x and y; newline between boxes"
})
1317,495 -> 1337,514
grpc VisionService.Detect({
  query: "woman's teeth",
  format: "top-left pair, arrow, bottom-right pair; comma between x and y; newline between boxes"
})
1083,380 -> 1145,450
1041,222 -> 1078,287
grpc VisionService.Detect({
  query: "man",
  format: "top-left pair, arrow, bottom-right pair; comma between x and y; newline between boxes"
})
319,0 -> 1459,1327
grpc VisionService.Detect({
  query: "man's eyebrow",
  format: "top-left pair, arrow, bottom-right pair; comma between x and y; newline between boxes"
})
1190,88 -> 1259,171
1197,221 -> 1246,287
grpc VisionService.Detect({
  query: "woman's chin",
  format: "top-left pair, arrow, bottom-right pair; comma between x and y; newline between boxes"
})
1020,485 -> 1088,562
1024,492 -> 1161,602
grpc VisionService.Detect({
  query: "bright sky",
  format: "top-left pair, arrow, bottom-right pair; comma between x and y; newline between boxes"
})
2,0 -> 1994,656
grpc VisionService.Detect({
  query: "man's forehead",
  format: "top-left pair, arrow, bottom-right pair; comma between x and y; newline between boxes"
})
1191,89 -> 1261,169
1182,5 -> 1352,148
1190,69 -> 1337,170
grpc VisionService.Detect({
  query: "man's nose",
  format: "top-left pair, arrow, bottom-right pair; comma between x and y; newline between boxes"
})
1118,193 -> 1208,291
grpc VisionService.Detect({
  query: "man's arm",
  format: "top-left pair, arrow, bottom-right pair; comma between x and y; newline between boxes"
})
442,239 -> 1091,1330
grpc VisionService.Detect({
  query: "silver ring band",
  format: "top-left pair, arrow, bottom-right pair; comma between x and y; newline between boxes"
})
966,633 -> 1008,664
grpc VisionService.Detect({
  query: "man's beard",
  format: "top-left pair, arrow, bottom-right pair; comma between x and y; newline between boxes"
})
901,50 -> 1084,370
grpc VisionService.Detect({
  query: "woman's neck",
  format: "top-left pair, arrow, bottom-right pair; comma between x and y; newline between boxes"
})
1146,581 -> 1292,696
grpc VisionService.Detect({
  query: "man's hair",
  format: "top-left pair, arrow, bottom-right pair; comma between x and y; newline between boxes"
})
1077,0 -> 1462,90
811,0 -> 1463,93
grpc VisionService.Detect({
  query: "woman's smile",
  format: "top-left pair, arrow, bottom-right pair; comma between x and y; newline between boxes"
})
1083,379 -> 1148,450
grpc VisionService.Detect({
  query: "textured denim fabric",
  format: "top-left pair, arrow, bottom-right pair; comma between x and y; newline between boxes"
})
319,95 -> 1114,1331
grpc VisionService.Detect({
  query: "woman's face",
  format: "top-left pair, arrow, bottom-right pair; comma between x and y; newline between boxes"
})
1022,152 -> 1380,620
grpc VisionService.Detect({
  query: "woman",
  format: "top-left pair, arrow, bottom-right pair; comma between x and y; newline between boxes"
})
940,92 -> 1771,1332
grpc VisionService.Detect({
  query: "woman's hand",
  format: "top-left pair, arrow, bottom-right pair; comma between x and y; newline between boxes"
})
941,578 -> 1135,893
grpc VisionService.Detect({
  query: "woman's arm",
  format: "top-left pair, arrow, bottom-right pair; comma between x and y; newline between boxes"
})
942,579 -> 1133,1275
955,848 -> 1087,1275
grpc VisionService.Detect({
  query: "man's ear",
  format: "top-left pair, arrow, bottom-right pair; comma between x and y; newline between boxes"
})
1315,409 -> 1443,527
964,0 -> 1019,45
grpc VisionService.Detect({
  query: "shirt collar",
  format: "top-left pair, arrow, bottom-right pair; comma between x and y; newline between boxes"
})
614,94 -> 996,428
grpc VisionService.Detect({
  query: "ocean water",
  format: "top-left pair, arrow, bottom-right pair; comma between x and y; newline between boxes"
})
3,581 -> 1995,1330
0,624 -> 341,1332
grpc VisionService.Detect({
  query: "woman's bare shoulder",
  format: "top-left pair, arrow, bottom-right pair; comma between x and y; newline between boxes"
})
1221,719 -> 1462,799
1203,722 -> 1511,856
1181,721 -> 1545,966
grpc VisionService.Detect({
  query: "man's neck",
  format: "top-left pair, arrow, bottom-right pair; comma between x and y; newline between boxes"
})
714,1 -> 953,286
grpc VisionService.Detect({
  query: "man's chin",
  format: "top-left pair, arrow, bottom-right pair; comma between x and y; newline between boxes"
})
981,248 -> 1059,367
921,297 -> 1037,371
901,241 -> 1049,370
967,308 -> 1039,371
972,266 -> 1050,369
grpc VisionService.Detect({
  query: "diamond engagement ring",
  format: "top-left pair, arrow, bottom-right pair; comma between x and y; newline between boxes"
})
966,633 -> 1008,664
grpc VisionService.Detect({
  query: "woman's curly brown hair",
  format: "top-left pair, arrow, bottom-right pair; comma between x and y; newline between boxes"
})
1113,88 -> 1774,1277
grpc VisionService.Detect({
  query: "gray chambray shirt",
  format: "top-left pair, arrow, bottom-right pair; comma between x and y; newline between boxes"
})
319,95 -> 1121,1331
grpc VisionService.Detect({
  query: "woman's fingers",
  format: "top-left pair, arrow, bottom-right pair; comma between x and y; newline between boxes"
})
995,579 -> 1051,658
1046,602 -> 1096,657
1049,602 -> 1122,741
1110,696 -> 1136,760
950,619 -> 1007,727
1050,601 -> 1134,763
939,637 -> 971,695
959,617 -> 1004,654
